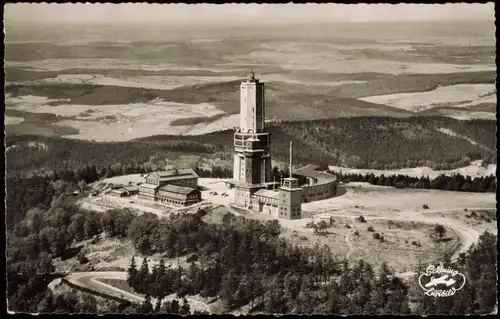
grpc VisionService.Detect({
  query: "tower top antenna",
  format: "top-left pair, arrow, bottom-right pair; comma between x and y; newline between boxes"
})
250,68 -> 255,80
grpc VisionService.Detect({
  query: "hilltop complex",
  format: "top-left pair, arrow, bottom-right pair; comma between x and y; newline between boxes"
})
228,71 -> 337,219
130,71 -> 337,214
137,168 -> 202,206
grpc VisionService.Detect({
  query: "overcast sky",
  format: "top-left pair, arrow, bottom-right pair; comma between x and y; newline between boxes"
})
5,3 -> 495,26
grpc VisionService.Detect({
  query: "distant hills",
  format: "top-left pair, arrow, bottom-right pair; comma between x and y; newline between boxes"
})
6,70 -> 495,122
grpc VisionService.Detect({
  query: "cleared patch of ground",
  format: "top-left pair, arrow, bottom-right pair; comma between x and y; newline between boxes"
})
329,160 -> 496,179
187,114 -> 240,135
80,194 -> 170,216
29,74 -> 241,90
444,110 -> 497,120
231,205 -> 461,273
6,59 -> 242,73
455,91 -> 497,108
54,231 -> 192,275
260,73 -> 367,86
346,219 -> 460,273
198,178 -> 234,206
304,183 -> 495,215
7,97 -> 225,141
6,122 -> 79,137
4,116 -> 25,125
101,174 -> 144,186
358,83 -> 495,112
436,127 -> 492,151
422,208 -> 497,235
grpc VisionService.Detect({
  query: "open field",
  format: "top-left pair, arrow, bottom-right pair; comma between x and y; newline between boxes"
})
5,72 -> 495,139
5,94 -> 228,141
358,83 -> 495,112
329,159 -> 496,179
4,21 -> 496,139
304,183 -> 495,214
25,73 -> 241,90
422,208 -> 497,234
4,116 -> 25,125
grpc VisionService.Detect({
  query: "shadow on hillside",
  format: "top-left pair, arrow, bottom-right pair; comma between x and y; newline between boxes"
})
59,244 -> 84,261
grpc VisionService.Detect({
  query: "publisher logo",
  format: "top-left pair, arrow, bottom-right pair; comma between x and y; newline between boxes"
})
418,265 -> 466,297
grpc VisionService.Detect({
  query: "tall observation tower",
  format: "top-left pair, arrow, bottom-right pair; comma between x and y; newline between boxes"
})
232,70 -> 273,207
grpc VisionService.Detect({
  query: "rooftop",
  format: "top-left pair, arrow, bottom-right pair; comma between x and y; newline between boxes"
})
123,186 -> 139,192
253,189 -> 280,199
158,184 -> 198,195
139,183 -> 159,190
292,164 -> 337,183
145,168 -> 199,182
109,189 -> 127,194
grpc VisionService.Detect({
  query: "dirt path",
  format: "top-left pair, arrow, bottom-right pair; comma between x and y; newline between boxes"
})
326,206 -> 490,259
344,232 -> 353,259
65,271 -> 211,313
320,206 -> 493,279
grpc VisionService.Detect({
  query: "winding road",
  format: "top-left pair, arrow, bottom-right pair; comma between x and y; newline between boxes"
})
65,271 -> 211,313
65,202 -> 493,303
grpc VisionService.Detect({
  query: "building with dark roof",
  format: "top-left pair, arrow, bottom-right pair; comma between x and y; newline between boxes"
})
156,184 -> 201,206
138,168 -> 201,206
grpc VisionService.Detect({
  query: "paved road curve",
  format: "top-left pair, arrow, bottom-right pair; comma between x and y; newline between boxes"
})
65,271 -> 211,313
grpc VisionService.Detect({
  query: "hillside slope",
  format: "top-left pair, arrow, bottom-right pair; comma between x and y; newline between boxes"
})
6,116 -> 494,177
139,116 -> 495,169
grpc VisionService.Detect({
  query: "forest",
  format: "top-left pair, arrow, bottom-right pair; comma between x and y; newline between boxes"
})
6,116 -> 496,180
138,116 -> 496,170
5,114 -> 497,314
331,171 -> 496,193
6,175 -> 497,314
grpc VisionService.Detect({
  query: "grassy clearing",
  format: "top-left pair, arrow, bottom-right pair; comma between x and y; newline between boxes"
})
5,70 -> 494,125
358,83 -> 495,112
347,219 -> 460,273
5,108 -> 68,123
231,205 -> 460,274
328,71 -> 495,99
6,122 -> 80,137
423,209 -> 497,234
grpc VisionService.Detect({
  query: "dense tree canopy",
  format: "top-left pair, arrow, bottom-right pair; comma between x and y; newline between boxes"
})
6,117 -> 496,180
6,151 -> 497,314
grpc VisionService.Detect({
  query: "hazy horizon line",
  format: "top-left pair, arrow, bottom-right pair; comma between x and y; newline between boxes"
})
6,18 -> 495,27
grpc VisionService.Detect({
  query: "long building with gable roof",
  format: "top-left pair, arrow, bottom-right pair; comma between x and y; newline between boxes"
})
138,168 -> 201,206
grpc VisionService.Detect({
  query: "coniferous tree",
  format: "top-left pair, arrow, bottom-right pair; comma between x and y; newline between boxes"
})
138,258 -> 150,294
140,294 -> 153,314
127,256 -> 138,291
